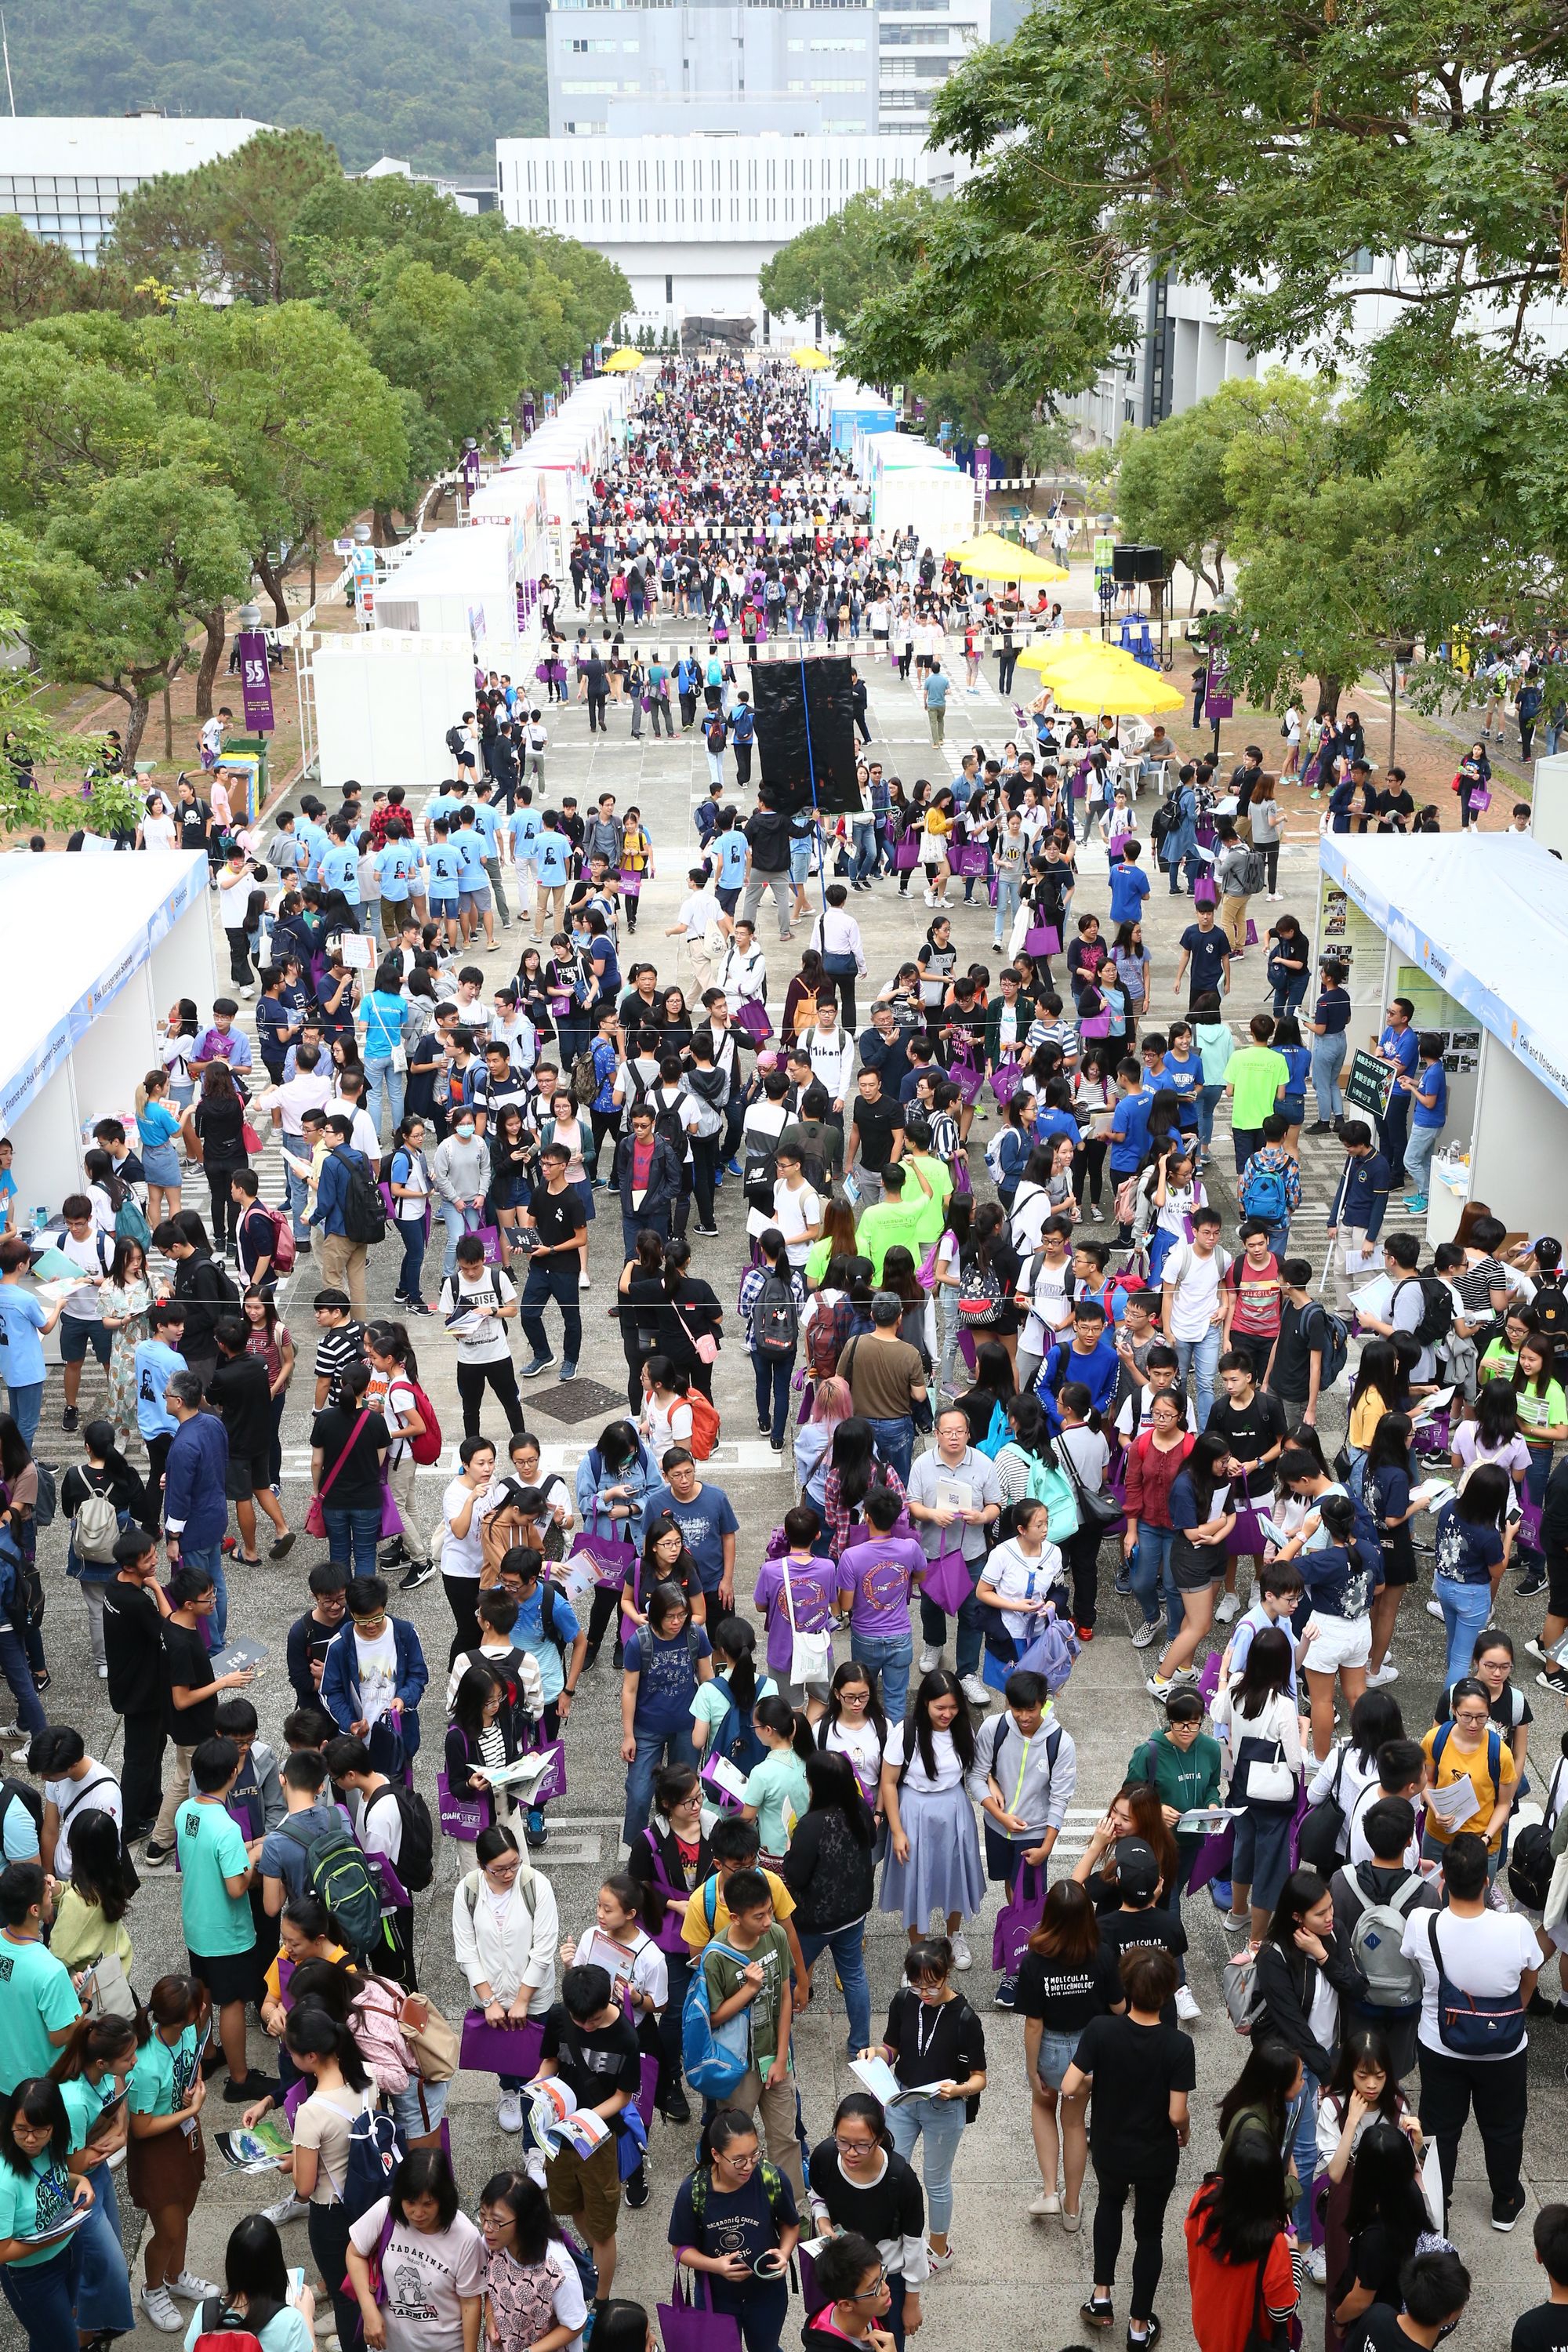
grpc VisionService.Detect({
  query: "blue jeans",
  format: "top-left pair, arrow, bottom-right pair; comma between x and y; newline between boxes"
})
1287,2067 -> 1321,2245
76,2159 -> 134,2337
0,2238 -> 82,2352
1403,1123 -> 1439,1198
397,1214 -> 427,1301
1312,1033 -> 1348,1122
1272,972 -> 1310,1020
622,1207 -> 671,1260
753,1350 -> 793,1448
851,820 -> 877,884
4,1381 -> 41,1450
284,1160 -> 312,1240
993,869 -> 1022,945
1197,1083 -> 1224,1152
1174,1327 -> 1221,1431
0,1622 -> 45,1737
866,1414 -> 914,1486
521,1261 -> 583,1367
324,1503 -> 384,1578
1131,1526 -> 1182,1637
887,2091 -> 968,2234
440,1200 -> 477,1278
365,1057 -> 406,1138
1436,1575 -> 1494,1688
850,1629 -> 913,1723
797,1918 -> 872,2052
623,1720 -> 697,1844
182,1537 -> 229,1646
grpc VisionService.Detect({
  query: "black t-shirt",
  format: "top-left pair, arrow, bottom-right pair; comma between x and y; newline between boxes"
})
539,2002 -> 641,2111
1270,1300 -> 1323,1400
1335,2221 -> 1407,2326
1016,1943 -> 1124,2033
309,1406 -> 391,1512
1098,1908 -> 1189,2027
102,1578 -> 167,1716
1203,1390 -> 1287,1498
1512,2307 -> 1568,2352
208,1354 -> 274,1461
884,1986 -> 986,2111
162,1620 -> 219,1741
850,1094 -> 903,1175
805,2141 -> 924,2248
1359,2309 -> 1423,2352
531,1183 -> 587,1255
1071,2013 -> 1195,2179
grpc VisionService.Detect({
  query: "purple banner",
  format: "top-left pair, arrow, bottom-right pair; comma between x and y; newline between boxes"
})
582,347 -> 595,379
1203,636 -> 1233,724
237,630 -> 274,733
462,448 -> 481,494
560,363 -> 573,394
973,449 -> 991,489
522,395 -> 537,436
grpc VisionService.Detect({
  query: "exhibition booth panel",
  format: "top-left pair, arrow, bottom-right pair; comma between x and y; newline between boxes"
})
313,632 -> 481,797
865,437 -> 975,547
375,527 -> 519,649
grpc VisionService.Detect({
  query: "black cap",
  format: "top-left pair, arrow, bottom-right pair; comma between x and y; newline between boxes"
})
1113,1836 -> 1160,1900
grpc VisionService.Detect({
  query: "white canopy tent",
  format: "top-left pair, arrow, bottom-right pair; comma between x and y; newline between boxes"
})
1315,830 -> 1568,1243
374,526 -> 518,648
312,632 -> 480,797
0,850 -> 215,1218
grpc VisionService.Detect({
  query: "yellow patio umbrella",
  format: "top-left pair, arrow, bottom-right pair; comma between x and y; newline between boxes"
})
1028,647 -> 1185,715
601,347 -> 644,372
946,530 -> 1069,583
790,344 -> 830,368
1016,632 -> 1147,676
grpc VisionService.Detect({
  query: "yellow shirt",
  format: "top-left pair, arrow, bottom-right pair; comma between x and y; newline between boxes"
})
264,1941 -> 348,2006
48,1885 -> 133,1976
1420,1723 -> 1517,1849
1348,1385 -> 1392,1450
681,1868 -> 795,1954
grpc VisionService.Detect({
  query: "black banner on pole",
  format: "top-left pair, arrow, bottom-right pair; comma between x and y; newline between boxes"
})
750,657 -> 862,816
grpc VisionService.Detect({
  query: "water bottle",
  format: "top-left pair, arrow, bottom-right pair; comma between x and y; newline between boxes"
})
32,1206 -> 48,1234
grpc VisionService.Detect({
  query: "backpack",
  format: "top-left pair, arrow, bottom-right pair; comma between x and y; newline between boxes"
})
1508,1820 -> 1555,1913
445,725 -> 465,757
681,1936 -> 753,2095
1404,1274 -> 1454,1352
281,1817 -> 385,1958
957,1265 -> 1004,1327
1296,1747 -> 1348,1874
752,1273 -> 800,1359
403,1377 -> 443,1468
687,1391 -> 720,1461
1343,1866 -> 1427,2008
1223,1945 -> 1265,2034
742,1139 -> 779,1213
265,1207 -> 298,1275
341,2101 -> 404,2223
114,1196 -> 153,1251
687,2155 -> 789,2229
630,1067 -> 688,1160
1532,1282 -> 1568,1343
1427,1909 -> 1526,2056
806,1295 -> 851,1381
1239,1161 -> 1290,1225
364,1782 -> 435,1894
1305,1300 -> 1351,1390
71,1470 -> 122,1565
572,1048 -> 600,1109
192,2299 -> 265,2352
332,1149 -> 387,1247
1240,847 -> 1268,895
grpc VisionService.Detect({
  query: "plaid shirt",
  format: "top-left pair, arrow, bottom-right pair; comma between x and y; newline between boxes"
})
820,1461 -> 906,1561
1240,1145 -> 1302,1214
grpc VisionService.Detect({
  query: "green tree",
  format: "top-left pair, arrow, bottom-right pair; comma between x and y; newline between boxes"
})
760,187 -> 937,339
1111,382 -> 1291,601
17,463 -> 254,767
107,128 -> 340,303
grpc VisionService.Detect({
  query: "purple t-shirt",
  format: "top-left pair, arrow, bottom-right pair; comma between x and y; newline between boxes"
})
751,1553 -> 839,1677
835,1534 -> 927,1639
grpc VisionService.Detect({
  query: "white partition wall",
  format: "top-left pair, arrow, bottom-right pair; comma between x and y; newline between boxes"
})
312,633 -> 479,796
1467,1036 -> 1568,1240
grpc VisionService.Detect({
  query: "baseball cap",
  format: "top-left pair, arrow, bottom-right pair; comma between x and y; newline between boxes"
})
1112,1836 -> 1161,1901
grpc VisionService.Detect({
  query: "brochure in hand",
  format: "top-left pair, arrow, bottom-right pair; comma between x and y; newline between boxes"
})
215,2112 -> 295,2172
848,2054 -> 947,2107
525,2075 -> 610,2158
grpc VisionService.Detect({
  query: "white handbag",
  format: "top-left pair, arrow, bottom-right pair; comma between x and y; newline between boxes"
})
782,1559 -> 833,1690
1243,1740 -> 1297,1806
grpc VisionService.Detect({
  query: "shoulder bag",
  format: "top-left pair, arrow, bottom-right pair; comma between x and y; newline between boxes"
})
304,1409 -> 372,1540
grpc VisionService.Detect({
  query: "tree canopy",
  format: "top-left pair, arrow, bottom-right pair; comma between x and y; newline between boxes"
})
1,0 -> 545,179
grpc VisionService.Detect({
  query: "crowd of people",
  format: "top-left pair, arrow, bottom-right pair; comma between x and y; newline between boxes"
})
0,356 -> 1562,2352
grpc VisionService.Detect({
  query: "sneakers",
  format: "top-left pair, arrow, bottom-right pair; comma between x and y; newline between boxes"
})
950,1930 -> 973,1970
1403,1196 -> 1428,1214
1145,1672 -> 1178,1699
140,2288 -> 185,2334
525,1807 -> 548,1849
1427,1597 -> 1446,1620
918,1645 -> 943,1674
1214,1591 -> 1240,1624
61,1405 -> 79,1433
1517,1570 -> 1548,1599
263,2191 -> 310,2227
1131,1618 -> 1160,1649
925,2244 -> 955,2273
1113,1570 -> 1132,1595
994,1978 -> 1017,2010
1029,2186 -> 1060,2216
1492,2187 -> 1527,2233
1222,1910 -> 1252,1932
625,2165 -> 651,2210
958,1673 -> 992,1706
521,1355 -> 558,1379
497,2091 -> 524,2132
1365,1658 -> 1399,1686
1306,2247 -> 1327,2287
169,2273 -> 221,2302
1128,2316 -> 1162,2350
1080,2298 -> 1114,2331
1089,1203 -> 1104,1221
140,1839 -> 174,1869
559,1360 -> 579,1380
1174,1986 -> 1202,2022
399,1561 -> 436,1590
579,1277 -> 591,1293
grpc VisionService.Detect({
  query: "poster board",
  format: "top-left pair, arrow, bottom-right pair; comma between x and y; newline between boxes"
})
1393,964 -> 1481,1146
1344,1049 -> 1395,1121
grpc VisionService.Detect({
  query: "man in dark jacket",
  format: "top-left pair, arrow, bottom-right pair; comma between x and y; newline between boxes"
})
310,1116 -> 374,1318
741,790 -> 796,942
613,1106 -> 682,1258
162,1370 -> 233,1642
209,1316 -> 296,1567
103,1524 -> 172,1838
585,653 -> 609,735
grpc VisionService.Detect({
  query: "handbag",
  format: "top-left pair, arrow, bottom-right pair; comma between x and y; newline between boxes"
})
780,1558 -> 832,1688
394,1990 -> 459,2084
378,1478 -> 404,1541
1051,1437 -> 1120,1532
1024,924 -> 1062,956
675,1305 -> 720,1367
659,2270 -> 744,2352
735,997 -> 773,1044
619,868 -> 644,897
1242,1739 -> 1298,1807
894,836 -> 921,873
920,1545 -> 975,1615
991,1859 -> 1049,1976
81,1951 -> 136,2020
304,1409 -> 372,1539
568,1530 -> 636,1589
437,1769 -> 488,1842
459,2009 -> 545,2077
241,1120 -> 262,1154
991,1059 -> 1024,1106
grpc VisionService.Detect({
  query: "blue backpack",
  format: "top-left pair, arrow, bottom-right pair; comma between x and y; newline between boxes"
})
341,2103 -> 404,2223
1239,1160 -> 1290,1224
681,1916 -> 753,2096
707,1676 -> 767,1775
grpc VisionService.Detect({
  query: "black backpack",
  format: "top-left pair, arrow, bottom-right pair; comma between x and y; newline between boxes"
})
742,1140 -> 779,1212
333,1148 -> 388,1246
629,1068 -> 687,1160
1405,1273 -> 1454,1352
445,724 -> 465,757
364,1783 -> 434,1894
1508,1820 -> 1554,1913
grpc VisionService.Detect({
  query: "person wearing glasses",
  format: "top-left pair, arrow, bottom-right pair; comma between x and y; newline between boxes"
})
802,2231 -> 898,2352
805,2092 -> 926,2348
668,2107 -> 800,2352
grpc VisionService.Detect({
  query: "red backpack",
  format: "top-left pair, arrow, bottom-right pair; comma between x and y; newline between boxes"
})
192,2303 -> 265,2352
806,1297 -> 851,1381
405,1377 -> 444,1467
266,1207 -> 297,1273
687,1391 -> 720,1461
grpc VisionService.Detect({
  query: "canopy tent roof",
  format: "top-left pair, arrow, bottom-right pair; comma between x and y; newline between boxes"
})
1319,831 -> 1568,1109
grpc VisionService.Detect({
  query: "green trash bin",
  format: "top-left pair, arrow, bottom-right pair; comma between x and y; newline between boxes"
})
223,733 -> 270,822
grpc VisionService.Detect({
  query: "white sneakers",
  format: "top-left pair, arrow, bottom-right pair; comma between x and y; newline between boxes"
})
1131,1618 -> 1160,1649
958,1674 -> 993,1707
1365,1659 -> 1399,1687
1174,1986 -> 1202,2022
169,2274 -> 221,2303
1214,1592 -> 1240,1624
263,2191 -> 310,2227
950,1931 -> 973,1970
1427,1598 -> 1446,1621
141,2289 -> 185,2334
1029,2186 -> 1061,2216
918,1645 -> 943,1674
497,2091 -> 525,2133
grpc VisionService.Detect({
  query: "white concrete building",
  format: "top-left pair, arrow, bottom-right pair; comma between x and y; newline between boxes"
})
496,129 -> 974,336
0,113 -> 270,263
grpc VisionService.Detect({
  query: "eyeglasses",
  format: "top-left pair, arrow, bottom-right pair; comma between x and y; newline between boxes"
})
833,2136 -> 877,2153
848,2274 -> 888,2299
716,2148 -> 759,2169
351,1613 -> 387,1632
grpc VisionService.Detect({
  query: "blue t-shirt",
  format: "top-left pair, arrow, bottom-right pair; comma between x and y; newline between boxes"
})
535,833 -> 572,888
1277,1044 -> 1312,1100
1109,1088 -> 1155,1174
717,834 -> 748,888
1298,1540 -> 1373,1621
1412,1060 -> 1448,1130
1314,986 -> 1351,1036
925,673 -> 949,710
1160,1049 -> 1204,1105
361,990 -> 409,1060
452,829 -> 488,888
318,844 -> 360,904
510,808 -> 543,858
1109,863 -> 1150,925
425,844 -> 462,898
424,793 -> 464,833
1179,924 -> 1229,992
138,1101 -> 182,1151
1434,1505 -> 1504,1587
470,805 -> 502,857
1379,1025 -> 1419,1080
135,1338 -> 186,1439
0,1286 -> 49,1388
296,820 -> 330,880
642,1478 -> 740,1595
630,1621 -> 713,1736
513,1584 -> 581,1705
375,843 -> 422,902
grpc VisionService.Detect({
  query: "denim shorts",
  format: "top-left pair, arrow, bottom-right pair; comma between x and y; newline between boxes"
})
140,1142 -> 181,1187
1033,2025 -> 1082,2091
429,896 -> 458,919
386,2077 -> 449,2139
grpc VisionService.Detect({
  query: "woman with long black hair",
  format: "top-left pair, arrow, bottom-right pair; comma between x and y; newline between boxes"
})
821,1417 -> 906,1561
1183,2122 -> 1298,2352
878,1670 -> 985,1956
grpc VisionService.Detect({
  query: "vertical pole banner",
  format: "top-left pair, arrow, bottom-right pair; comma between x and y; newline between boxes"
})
237,630 -> 274,732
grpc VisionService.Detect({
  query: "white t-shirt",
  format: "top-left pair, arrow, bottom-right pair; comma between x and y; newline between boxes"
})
884,1721 -> 965,1795
1163,1242 -> 1232,1342
354,1627 -> 400,1727
983,1537 -> 1066,1640
46,1767 -> 122,1878
441,1478 -> 492,1581
644,1392 -> 695,1454
1022,1252 -> 1076,1356
1344,1780 -> 1421,1870
1400,1904 -> 1539,2060
771,1178 -> 822,1269
347,2199 -> 485,2352
438,1267 -> 517,1365
822,1717 -> 885,1809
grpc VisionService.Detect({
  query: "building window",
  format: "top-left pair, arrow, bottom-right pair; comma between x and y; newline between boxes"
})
666,273 -> 673,299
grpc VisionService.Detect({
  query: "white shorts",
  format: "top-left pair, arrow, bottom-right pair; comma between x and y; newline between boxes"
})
1303,1610 -> 1371,1674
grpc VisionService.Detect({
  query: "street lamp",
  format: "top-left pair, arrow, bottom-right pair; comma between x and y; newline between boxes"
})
975,432 -> 990,527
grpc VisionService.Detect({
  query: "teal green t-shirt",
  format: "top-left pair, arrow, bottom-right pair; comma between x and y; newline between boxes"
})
0,1933 -> 81,2093
59,2072 -> 122,2152
176,1800 -> 255,1958
691,1671 -> 778,1736
742,1748 -> 809,1855
0,2148 -> 81,2265
129,2023 -> 199,2119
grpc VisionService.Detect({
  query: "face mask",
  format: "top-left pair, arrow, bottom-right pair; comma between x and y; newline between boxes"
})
456,1123 -> 475,1141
